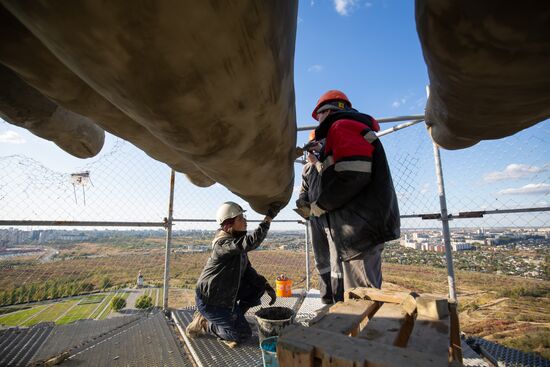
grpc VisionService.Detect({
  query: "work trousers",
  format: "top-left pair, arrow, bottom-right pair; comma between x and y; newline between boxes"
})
342,243 -> 384,289
309,215 -> 344,303
196,281 -> 263,342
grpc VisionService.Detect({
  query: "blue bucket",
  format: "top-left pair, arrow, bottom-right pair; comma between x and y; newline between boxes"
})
260,336 -> 279,367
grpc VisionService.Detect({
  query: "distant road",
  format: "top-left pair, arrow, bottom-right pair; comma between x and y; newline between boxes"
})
123,289 -> 145,310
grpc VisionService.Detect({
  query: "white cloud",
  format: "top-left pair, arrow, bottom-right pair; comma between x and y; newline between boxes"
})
334,0 -> 358,16
333,1 -> 372,15
307,64 -> 324,73
0,131 -> 26,144
298,16 -> 303,24
392,98 -> 407,108
483,163 -> 548,182
391,92 -> 416,109
498,183 -> 550,196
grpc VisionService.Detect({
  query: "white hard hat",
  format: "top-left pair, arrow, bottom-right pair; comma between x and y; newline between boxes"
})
216,201 -> 246,225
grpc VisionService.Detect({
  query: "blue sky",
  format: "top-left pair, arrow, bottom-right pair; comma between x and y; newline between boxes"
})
1,0 -> 549,229
295,0 -> 426,137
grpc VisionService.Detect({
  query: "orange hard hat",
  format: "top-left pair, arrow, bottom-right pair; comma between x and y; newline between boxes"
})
308,130 -> 316,141
312,90 -> 352,120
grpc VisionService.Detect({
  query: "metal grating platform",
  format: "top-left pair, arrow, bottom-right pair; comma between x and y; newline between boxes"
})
468,337 -> 550,367
63,312 -> 192,367
173,290 -> 306,367
0,312 -> 193,367
295,289 -> 327,323
245,289 -> 304,317
174,309 -> 263,367
462,339 -> 491,367
31,314 -> 142,364
0,323 -> 53,367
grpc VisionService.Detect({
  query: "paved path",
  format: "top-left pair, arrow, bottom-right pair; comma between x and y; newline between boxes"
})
123,289 -> 144,310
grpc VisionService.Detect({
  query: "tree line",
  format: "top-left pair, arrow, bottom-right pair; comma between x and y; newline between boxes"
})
0,276 -> 119,306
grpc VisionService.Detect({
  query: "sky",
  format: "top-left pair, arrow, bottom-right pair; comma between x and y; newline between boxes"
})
1,0 -> 549,230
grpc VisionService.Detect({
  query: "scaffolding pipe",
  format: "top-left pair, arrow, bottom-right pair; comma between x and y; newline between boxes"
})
456,207 -> 550,216
0,220 -> 165,227
305,220 -> 311,291
163,170 -> 176,311
2,205 -> 546,228
398,206 -> 550,220
297,114 -> 425,132
432,143 -> 458,302
172,218 -> 302,223
0,219 -> 305,227
377,119 -> 424,137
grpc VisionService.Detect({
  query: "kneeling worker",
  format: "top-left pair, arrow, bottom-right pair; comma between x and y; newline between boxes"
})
186,201 -> 280,348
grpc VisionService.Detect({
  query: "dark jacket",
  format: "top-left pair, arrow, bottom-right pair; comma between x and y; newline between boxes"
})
297,160 -> 323,205
314,109 -> 400,261
196,221 -> 270,308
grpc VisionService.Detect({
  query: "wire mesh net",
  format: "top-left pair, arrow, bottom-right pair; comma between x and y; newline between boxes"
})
1,119 -> 548,313
0,139 -> 170,222
382,121 -> 442,228
441,121 -> 549,229
380,121 -> 549,285
0,133 -> 172,310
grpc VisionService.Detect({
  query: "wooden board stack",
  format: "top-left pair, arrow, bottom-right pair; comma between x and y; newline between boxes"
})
277,287 -> 463,366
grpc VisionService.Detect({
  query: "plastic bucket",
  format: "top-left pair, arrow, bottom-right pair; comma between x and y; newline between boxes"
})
260,336 -> 279,367
255,306 -> 295,343
275,278 -> 292,297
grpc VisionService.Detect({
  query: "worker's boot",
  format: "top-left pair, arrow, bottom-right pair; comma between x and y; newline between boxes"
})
332,276 -> 344,303
221,339 -> 238,348
186,311 -> 207,337
319,273 -> 334,304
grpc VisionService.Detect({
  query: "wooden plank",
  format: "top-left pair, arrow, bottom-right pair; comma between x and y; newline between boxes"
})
448,301 -> 463,364
305,304 -> 332,326
277,329 -> 315,367
357,303 -> 414,347
400,293 -> 418,316
321,351 -> 364,367
278,325 -> 452,367
346,288 -> 411,304
407,314 -> 450,358
416,295 -> 449,320
311,300 -> 379,336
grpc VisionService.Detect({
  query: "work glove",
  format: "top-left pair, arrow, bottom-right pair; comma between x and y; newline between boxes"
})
303,141 -> 322,153
267,201 -> 284,219
310,201 -> 326,217
296,207 -> 311,219
295,198 -> 310,209
265,283 -> 277,305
